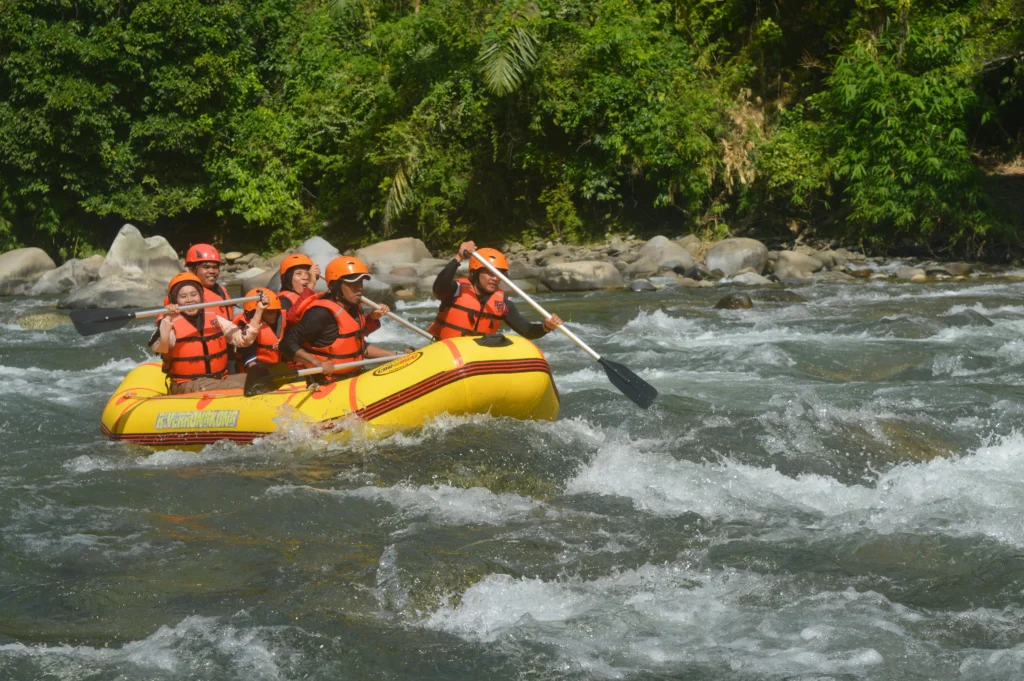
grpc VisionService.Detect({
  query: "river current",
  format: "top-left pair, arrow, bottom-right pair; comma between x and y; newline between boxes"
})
2,269 -> 1024,680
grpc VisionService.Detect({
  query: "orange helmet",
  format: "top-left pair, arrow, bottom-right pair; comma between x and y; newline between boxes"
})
469,247 -> 509,272
279,253 -> 315,279
325,256 -> 370,285
167,272 -> 204,297
185,243 -> 222,265
243,287 -> 281,312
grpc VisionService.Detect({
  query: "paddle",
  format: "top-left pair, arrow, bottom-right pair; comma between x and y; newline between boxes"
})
70,296 -> 259,337
360,296 -> 434,342
243,356 -> 402,397
469,250 -> 658,409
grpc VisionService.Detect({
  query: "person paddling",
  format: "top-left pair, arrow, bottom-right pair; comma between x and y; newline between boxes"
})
277,254 -> 321,323
233,287 -> 286,373
427,241 -> 563,340
151,273 -> 268,394
280,256 -> 408,383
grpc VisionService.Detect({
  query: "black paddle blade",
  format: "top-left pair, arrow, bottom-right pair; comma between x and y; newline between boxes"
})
70,308 -> 136,336
243,363 -> 300,397
599,357 -> 658,409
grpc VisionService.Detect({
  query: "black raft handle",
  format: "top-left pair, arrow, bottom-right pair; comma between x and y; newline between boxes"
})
474,333 -> 513,348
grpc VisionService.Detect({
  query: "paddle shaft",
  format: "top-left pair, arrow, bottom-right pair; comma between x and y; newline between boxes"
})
469,251 -> 600,360
360,296 -> 434,341
135,295 -> 259,321
293,355 -> 404,378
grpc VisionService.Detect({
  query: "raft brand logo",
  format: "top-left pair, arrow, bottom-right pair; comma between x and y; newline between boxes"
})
154,410 -> 240,430
372,351 -> 423,376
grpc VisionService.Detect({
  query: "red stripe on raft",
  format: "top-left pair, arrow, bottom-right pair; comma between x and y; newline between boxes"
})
442,339 -> 464,367
102,358 -> 557,447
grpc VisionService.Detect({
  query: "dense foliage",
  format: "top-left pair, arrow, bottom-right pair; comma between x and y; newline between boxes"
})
1,0 -> 1021,259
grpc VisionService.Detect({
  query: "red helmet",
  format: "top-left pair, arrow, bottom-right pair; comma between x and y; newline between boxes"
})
325,256 -> 370,285
469,247 -> 509,272
243,287 -> 281,312
185,243 -> 222,266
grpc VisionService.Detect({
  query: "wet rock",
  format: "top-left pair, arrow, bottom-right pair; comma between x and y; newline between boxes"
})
511,278 -> 537,294
629,279 -> 658,292
362,279 -> 396,308
780,276 -> 813,285
910,274 -> 928,283
870,273 -> 888,280
223,251 -> 243,262
714,293 -> 753,309
896,267 -> 926,281
815,271 -> 856,283
774,251 -> 824,280
27,254 -> 104,295
925,268 -> 953,279
0,247 -> 58,295
705,238 -> 769,277
748,289 -> 806,303
943,309 -> 994,327
389,266 -> 418,277
98,224 -> 180,281
355,237 -> 432,271
677,277 -> 700,288
849,269 -> 873,278
395,288 -> 417,300
507,260 -> 540,280
16,312 -> 72,330
944,262 -> 972,277
613,260 -> 628,272
540,261 -> 624,291
57,271 -> 165,309
627,235 -> 694,276
731,272 -> 772,286
235,253 -> 257,266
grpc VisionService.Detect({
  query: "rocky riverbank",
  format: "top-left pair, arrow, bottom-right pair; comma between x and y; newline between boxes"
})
0,224 -> 1004,312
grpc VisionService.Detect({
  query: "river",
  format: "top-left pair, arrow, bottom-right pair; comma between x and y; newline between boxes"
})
2,270 -> 1024,680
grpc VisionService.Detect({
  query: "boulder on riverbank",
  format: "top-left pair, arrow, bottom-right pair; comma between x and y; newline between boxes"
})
28,255 -> 104,295
99,224 -> 180,281
624,236 -> 694,278
540,261 -> 624,291
774,251 -> 824,280
57,271 -> 166,309
0,247 -> 57,295
355,237 -> 432,272
705,238 -> 768,277
714,293 -> 753,309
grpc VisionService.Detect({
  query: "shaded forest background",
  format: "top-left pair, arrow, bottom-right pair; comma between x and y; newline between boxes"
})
1,0 -> 1022,261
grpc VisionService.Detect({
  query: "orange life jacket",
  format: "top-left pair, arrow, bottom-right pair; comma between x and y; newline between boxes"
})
428,278 -> 507,339
233,312 -> 285,370
280,288 -> 314,324
294,294 -> 369,381
161,313 -> 228,384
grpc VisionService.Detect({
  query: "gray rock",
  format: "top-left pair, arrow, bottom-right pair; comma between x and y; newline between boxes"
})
714,293 -> 753,310
99,224 -> 180,281
27,254 -> 104,295
296,236 -> 341,293
731,272 -> 772,286
613,260 -> 628,272
57,272 -> 166,309
675,234 -> 702,258
925,267 -> 953,279
636,235 -> 694,273
413,258 -> 450,277
507,259 -> 540,280
896,267 -> 926,281
510,278 -> 537,294
677,277 -> 700,288
223,251 -> 243,262
774,251 -> 824,280
389,266 -> 419,277
540,261 -> 624,291
629,279 -> 658,292
944,262 -> 973,277
944,309 -> 994,328
623,256 -> 660,278
355,237 -> 432,272
16,312 -> 72,331
815,271 -> 856,283
0,247 -> 58,295
235,267 -> 271,292
705,238 -> 769,277
362,279 -> 396,308
748,289 -> 806,303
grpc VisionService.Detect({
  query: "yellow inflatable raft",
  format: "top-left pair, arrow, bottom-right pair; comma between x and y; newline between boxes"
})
101,335 -> 559,449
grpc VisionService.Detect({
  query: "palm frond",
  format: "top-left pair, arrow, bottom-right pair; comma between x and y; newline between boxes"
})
478,26 -> 539,96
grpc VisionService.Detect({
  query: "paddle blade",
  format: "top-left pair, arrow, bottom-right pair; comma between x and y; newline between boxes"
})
70,308 -> 135,336
599,357 -> 658,409
243,363 -> 300,397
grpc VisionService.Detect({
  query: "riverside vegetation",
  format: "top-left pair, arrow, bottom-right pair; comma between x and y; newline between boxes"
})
1,0 -> 1022,262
